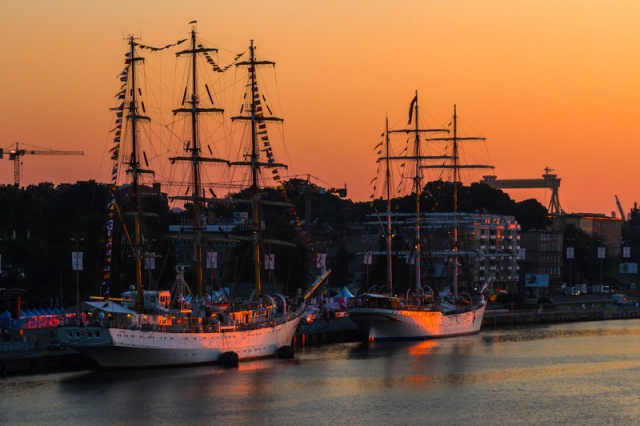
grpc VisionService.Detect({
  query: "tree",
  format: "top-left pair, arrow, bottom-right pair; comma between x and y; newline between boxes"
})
513,199 -> 551,231
0,182 -> 108,307
628,202 -> 640,228
328,246 -> 355,287
563,224 -> 607,285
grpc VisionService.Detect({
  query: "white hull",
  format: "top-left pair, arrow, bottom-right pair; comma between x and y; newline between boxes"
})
348,303 -> 486,341
58,314 -> 302,368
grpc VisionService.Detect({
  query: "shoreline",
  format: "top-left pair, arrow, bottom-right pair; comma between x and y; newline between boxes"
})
294,302 -> 640,345
2,302 -> 638,377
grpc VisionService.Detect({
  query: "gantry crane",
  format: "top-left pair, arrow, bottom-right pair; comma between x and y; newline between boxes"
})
480,167 -> 564,215
0,142 -> 84,187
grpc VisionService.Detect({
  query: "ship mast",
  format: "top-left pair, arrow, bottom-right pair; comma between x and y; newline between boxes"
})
231,40 -> 286,296
452,106 -> 461,295
171,23 -> 227,298
387,91 -> 448,293
249,41 -> 262,295
426,104 -> 492,297
124,36 -> 154,308
412,94 -> 422,291
384,116 -> 393,294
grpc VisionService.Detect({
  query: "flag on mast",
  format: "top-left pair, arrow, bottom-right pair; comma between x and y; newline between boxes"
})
407,94 -> 418,125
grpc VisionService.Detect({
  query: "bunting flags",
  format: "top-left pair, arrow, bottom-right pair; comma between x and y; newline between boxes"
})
247,66 -> 316,257
134,38 -> 187,52
197,44 -> 246,73
100,183 -> 116,297
100,46 -> 137,297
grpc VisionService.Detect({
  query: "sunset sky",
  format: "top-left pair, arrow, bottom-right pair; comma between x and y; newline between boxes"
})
1,1 -> 639,217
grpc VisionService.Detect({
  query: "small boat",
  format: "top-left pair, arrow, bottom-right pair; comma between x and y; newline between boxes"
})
58,23 -> 328,368
348,92 -> 490,341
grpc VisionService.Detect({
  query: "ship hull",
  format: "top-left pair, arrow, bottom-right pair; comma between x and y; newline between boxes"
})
348,303 -> 486,341
58,315 -> 302,368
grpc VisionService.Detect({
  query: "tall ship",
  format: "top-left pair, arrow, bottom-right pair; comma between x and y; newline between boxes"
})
348,92 -> 491,341
58,24 -> 328,368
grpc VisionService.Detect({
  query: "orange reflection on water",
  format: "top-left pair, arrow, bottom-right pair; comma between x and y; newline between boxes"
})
407,340 -> 438,356
406,341 -> 439,387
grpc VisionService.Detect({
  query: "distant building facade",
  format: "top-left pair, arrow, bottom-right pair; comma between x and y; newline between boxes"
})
553,213 -> 623,256
117,182 -> 168,205
471,214 -> 521,292
519,229 -> 563,294
355,212 -> 522,292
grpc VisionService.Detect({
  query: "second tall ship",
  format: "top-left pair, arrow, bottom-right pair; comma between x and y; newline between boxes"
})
348,93 -> 491,341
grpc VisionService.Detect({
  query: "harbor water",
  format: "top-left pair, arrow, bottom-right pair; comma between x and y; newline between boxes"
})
2,319 -> 640,425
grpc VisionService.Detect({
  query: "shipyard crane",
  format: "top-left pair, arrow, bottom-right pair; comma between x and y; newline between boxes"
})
480,167 -> 564,215
615,195 -> 627,223
0,142 -> 84,187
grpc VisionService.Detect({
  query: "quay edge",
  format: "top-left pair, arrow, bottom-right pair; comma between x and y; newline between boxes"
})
295,304 -> 640,345
3,305 -> 640,376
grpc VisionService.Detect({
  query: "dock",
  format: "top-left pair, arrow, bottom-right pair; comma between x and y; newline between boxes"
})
294,303 -> 640,345
2,303 -> 639,376
483,304 -> 640,327
0,328 -> 97,377
295,316 -> 364,346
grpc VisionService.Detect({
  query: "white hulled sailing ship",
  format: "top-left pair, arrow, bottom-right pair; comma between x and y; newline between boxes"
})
58,24 -> 328,368
348,92 -> 491,341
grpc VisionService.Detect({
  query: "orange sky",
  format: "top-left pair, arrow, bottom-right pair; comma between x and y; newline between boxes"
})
1,1 -> 639,216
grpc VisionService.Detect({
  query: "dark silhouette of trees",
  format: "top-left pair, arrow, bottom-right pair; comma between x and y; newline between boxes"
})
563,223 -> 608,285
0,178 -> 555,310
513,199 -> 552,231
0,181 -> 111,308
328,246 -> 355,288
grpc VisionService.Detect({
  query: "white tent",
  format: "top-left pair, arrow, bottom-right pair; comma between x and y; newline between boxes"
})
83,301 -> 137,315
335,286 -> 354,299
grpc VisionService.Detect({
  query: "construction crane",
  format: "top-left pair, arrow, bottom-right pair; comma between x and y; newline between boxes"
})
0,142 -> 84,187
615,195 -> 627,222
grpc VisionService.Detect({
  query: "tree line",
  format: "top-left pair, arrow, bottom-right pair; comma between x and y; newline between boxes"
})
0,179 -> 555,310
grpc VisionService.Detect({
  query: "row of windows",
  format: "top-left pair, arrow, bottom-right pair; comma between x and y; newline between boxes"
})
536,266 -> 561,276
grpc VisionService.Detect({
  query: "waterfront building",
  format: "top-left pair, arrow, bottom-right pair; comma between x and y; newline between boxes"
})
553,213 -> 623,255
356,212 -> 521,293
519,229 -> 563,294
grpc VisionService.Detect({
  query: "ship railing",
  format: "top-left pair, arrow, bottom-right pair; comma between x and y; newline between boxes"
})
235,316 -> 282,330
100,320 -> 137,329
151,324 -> 226,333
91,310 -> 304,333
236,320 -> 270,330
401,304 -> 440,312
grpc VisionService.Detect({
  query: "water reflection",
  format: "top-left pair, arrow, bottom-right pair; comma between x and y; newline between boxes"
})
5,320 -> 640,426
482,319 -> 640,345
347,340 -> 431,359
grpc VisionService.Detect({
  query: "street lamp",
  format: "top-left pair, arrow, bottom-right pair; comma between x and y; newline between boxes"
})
566,238 -> 574,289
363,238 -> 372,288
71,238 -> 84,325
598,246 -> 605,286
622,244 -> 631,287
517,247 -> 526,292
